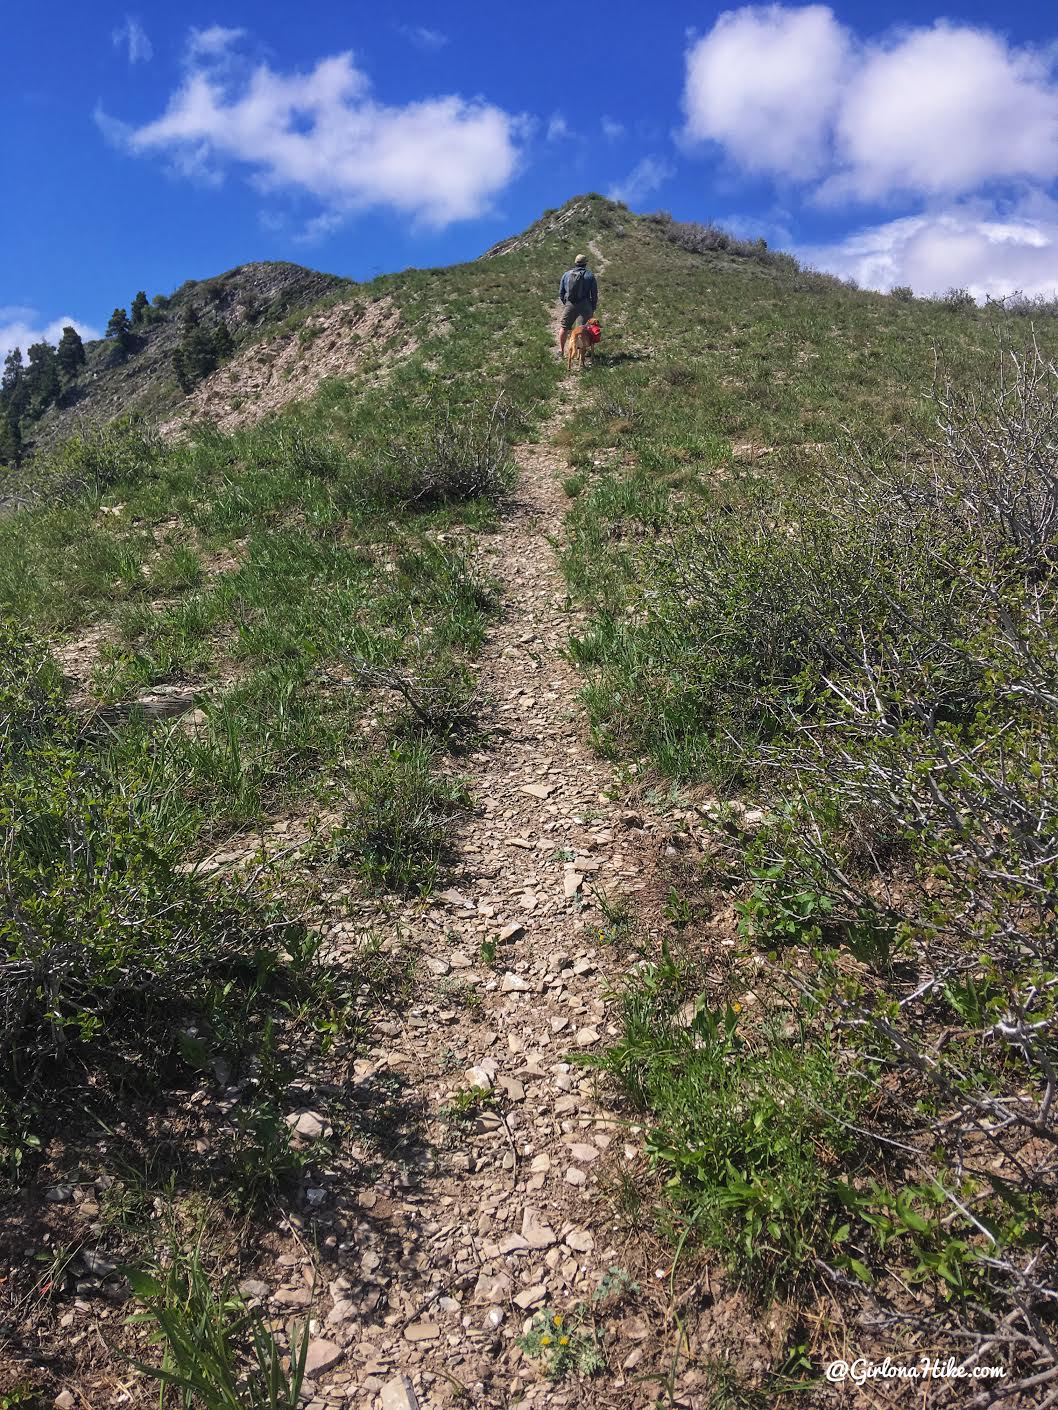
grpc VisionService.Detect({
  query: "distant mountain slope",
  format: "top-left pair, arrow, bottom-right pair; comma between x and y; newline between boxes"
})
24,261 -> 349,456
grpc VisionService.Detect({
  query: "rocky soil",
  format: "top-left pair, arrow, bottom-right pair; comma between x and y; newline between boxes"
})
161,296 -> 408,437
261,405 -> 776,1410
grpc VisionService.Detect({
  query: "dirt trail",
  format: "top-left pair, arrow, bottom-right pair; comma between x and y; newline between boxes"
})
294,406 -> 694,1409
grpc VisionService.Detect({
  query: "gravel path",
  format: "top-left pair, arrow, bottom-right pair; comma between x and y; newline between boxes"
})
294,413 -> 685,1410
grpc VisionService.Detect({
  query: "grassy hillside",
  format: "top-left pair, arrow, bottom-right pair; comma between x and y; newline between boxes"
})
550,201 -> 1058,1398
3,194 -> 1057,1402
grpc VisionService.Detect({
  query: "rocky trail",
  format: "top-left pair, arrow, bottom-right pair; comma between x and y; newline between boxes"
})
279,401 -> 715,1410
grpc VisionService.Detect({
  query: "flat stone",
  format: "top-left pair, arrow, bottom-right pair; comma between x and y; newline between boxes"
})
529,1153 -> 551,1174
286,1109 -> 328,1139
304,1338 -> 342,1376
501,971 -> 530,993
465,1066 -> 493,1090
563,872 -> 584,898
404,1321 -> 439,1342
566,1142 -> 600,1164
380,1374 -> 420,1410
239,1279 -> 270,1300
499,1076 -> 525,1101
499,922 -> 525,941
565,1228 -> 594,1253
521,1207 -> 558,1249
521,784 -> 556,800
574,1027 -> 600,1047
82,1251 -> 117,1277
274,1287 -> 313,1307
499,1233 -> 530,1253
565,1166 -> 587,1186
514,1284 -> 547,1310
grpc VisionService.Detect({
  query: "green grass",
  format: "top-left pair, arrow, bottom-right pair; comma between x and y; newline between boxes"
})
550,199 -> 1058,1392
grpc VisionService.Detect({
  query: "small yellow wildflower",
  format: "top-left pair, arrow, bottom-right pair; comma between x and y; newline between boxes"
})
559,1335 -> 570,1346
732,1001 -> 742,1013
552,1314 -> 563,1327
540,1335 -> 552,1346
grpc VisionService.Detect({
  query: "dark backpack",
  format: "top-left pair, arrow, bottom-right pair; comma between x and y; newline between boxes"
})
566,267 -> 587,303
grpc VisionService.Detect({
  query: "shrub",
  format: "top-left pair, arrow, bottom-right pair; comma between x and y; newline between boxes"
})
890,284 -> 915,301
21,417 -> 160,502
366,397 -> 513,509
0,623 -> 312,1105
936,286 -> 977,312
332,740 -> 467,893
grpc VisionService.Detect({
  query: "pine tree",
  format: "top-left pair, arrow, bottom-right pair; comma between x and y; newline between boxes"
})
26,341 -> 61,416
0,408 -> 21,467
130,290 -> 149,326
172,347 -> 192,394
212,319 -> 234,361
106,307 -> 133,356
56,325 -> 87,379
1,347 -> 26,420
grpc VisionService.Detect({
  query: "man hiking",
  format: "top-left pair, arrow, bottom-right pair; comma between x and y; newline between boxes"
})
558,253 -> 598,357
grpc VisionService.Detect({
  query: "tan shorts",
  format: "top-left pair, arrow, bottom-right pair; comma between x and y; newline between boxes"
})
560,299 -> 594,331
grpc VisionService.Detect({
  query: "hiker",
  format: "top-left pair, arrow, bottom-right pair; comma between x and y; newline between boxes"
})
558,253 -> 598,357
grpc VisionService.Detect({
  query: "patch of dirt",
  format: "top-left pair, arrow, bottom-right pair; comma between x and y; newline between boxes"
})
161,296 -> 409,437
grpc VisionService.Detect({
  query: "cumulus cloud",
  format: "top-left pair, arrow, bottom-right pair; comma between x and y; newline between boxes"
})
608,156 -> 674,206
546,113 -> 572,142
682,6 -> 1058,202
112,15 -> 153,65
97,34 -> 527,228
797,205 -> 1058,301
0,311 -> 100,364
683,5 -> 850,181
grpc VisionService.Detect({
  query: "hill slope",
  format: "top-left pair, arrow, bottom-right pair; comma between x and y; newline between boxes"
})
3,195 -> 1057,1407
18,260 -> 350,458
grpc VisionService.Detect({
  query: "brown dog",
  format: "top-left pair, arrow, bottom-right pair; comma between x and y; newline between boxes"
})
565,317 -> 600,373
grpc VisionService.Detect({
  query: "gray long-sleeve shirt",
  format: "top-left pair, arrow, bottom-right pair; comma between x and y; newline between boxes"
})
559,267 -> 598,310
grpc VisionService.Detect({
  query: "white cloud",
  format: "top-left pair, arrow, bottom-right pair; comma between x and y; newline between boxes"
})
186,26 -> 246,63
112,15 -> 153,65
601,117 -> 625,141
797,203 -> 1058,301
608,156 -> 674,206
0,312 -> 100,365
683,5 -> 850,180
546,113 -> 572,142
398,25 -> 448,51
98,34 -> 526,229
682,7 -> 1058,202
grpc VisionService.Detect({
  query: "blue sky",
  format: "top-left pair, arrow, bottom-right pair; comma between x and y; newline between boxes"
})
5,1 -> 1058,356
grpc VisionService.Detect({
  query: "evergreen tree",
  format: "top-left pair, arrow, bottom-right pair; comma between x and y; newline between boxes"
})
130,290 -> 150,326
1,347 -> 26,421
213,319 -> 234,361
106,307 -> 133,356
56,325 -> 87,378
0,408 -> 21,467
172,347 -> 192,394
26,341 -> 61,416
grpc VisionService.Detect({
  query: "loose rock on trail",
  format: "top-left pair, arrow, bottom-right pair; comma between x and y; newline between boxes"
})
283,409 -> 703,1409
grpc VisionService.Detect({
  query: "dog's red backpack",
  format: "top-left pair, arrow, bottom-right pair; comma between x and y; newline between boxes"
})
585,320 -> 602,344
